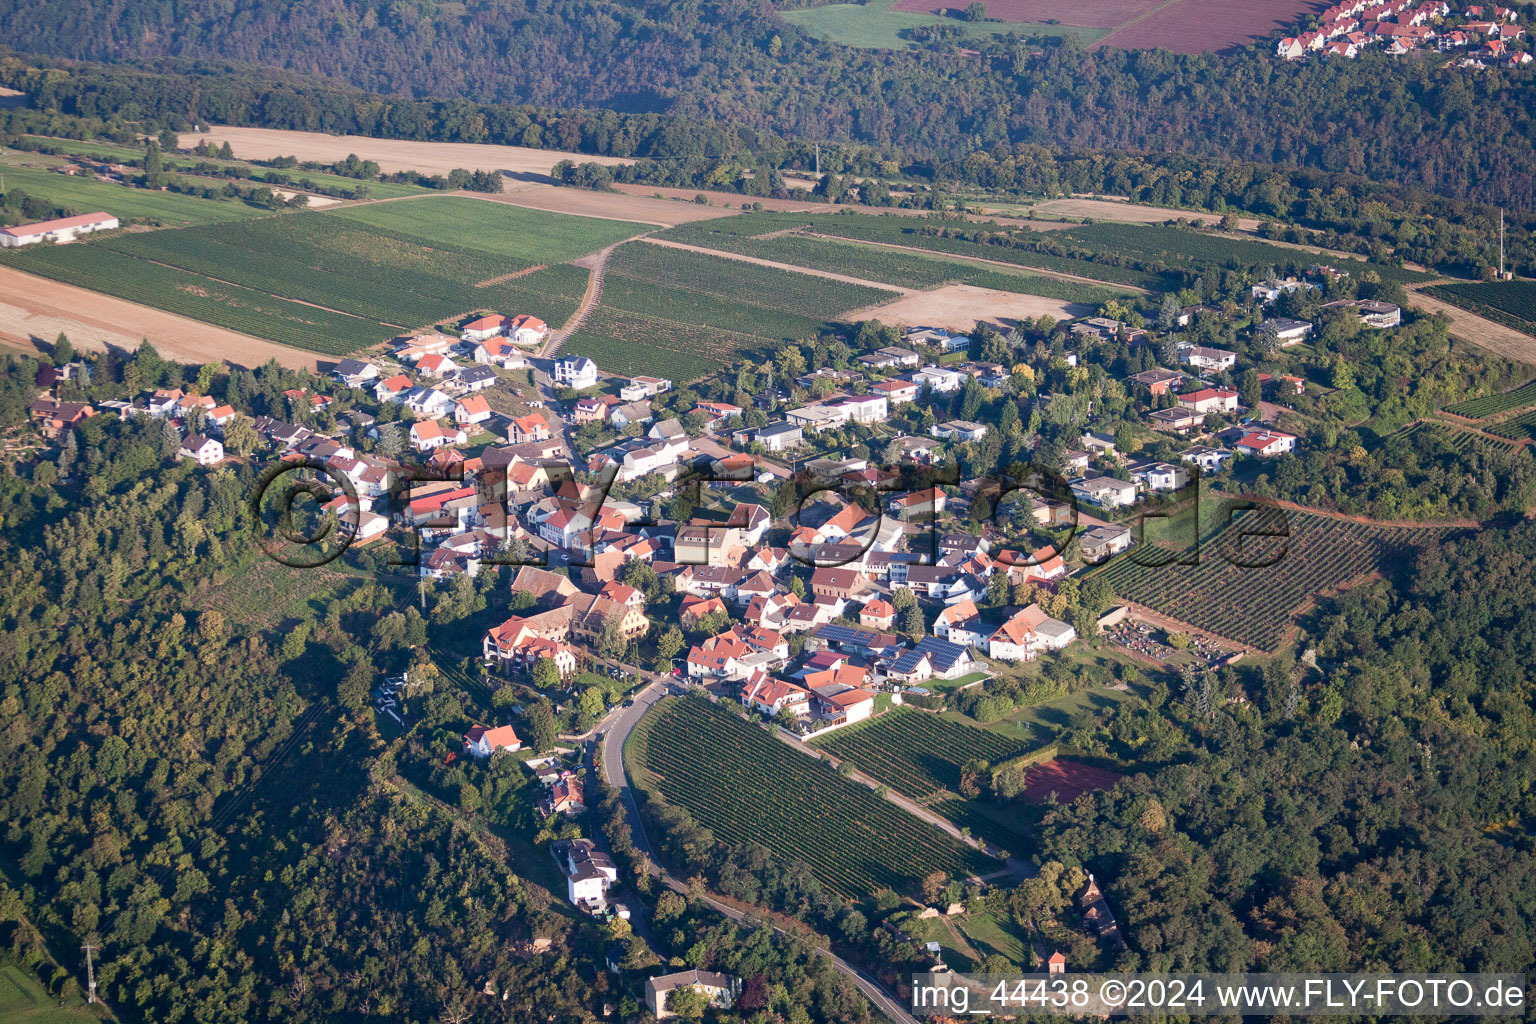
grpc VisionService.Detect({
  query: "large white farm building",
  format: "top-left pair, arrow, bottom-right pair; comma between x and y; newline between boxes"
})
0,212 -> 120,247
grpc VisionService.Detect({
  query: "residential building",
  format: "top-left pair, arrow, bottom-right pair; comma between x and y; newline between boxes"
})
177,433 -> 224,465
1179,345 -> 1237,371
1179,445 -> 1233,472
645,971 -> 739,1019
1235,430 -> 1298,457
1268,317 -> 1315,345
1072,476 -> 1139,510
1178,388 -> 1240,415
1128,367 -> 1186,395
464,724 -> 522,758
555,356 -> 599,390
1079,524 -> 1133,563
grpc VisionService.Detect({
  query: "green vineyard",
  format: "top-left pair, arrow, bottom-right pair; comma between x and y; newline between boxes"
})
627,697 -> 992,898
812,707 -> 1028,800
1091,508 -> 1455,651
665,212 -> 1157,292
1487,410 -> 1536,443
1444,379 -> 1536,419
3,243 -> 389,354
3,199 -> 609,354
564,242 -> 898,379
1425,280 -> 1536,339
1063,223 -> 1436,286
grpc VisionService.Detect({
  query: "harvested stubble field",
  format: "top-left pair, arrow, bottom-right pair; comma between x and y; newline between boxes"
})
183,125 -> 632,177
564,241 -> 897,379
1425,281 -> 1536,340
627,697 -> 992,898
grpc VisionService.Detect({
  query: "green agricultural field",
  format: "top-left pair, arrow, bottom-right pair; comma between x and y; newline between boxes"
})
627,696 -> 992,898
1090,506 -> 1458,651
780,0 -> 1106,49
1425,280 -> 1536,339
668,213 -> 1162,290
3,199 -> 601,353
3,243 -> 389,354
0,156 -> 265,226
677,228 -> 1122,304
1063,223 -> 1436,287
0,963 -> 96,1023
564,241 -> 897,379
812,706 -> 1028,799
1444,379 -> 1536,419
328,195 -> 649,263
98,214 -> 591,329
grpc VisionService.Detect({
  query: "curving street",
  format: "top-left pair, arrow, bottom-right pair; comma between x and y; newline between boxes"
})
596,682 -> 921,1024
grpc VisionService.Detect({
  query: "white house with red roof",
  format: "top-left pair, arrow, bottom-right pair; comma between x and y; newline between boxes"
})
454,395 -> 493,425
508,314 -> 549,346
473,338 -> 529,368
740,675 -> 811,718
511,413 -> 553,444
464,724 -> 522,758
1178,388 -> 1240,415
410,420 -> 467,451
415,353 -> 459,378
374,374 -> 412,403
988,604 -> 1051,662
461,314 -> 509,342
1235,430 -> 1298,457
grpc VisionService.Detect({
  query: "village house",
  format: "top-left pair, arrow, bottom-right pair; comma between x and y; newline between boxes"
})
1079,524 -> 1133,563
553,838 -> 618,913
1179,445 -> 1234,472
1072,476 -> 1139,510
1150,407 -> 1205,435
177,433 -> 225,465
464,724 -> 522,758
1179,345 -> 1237,372
740,675 -> 812,718
645,971 -> 740,1020
1128,367 -> 1186,395
461,314 -> 510,342
555,356 -> 600,390
410,420 -> 467,451
454,396 -> 493,426
511,413 -> 554,444
1178,388 -> 1240,416
473,339 -> 530,368
1235,429 -> 1299,457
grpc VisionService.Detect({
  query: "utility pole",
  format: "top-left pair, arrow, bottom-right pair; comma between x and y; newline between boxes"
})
1500,208 -> 1506,279
82,944 -> 99,1004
